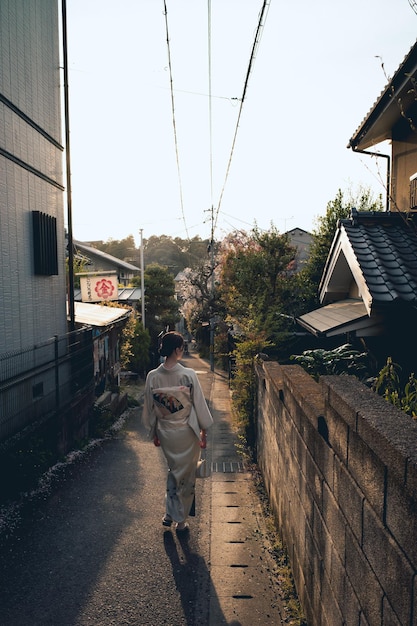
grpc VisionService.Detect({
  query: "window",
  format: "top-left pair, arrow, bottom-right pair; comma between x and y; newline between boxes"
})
410,173 -> 417,210
32,211 -> 58,275
32,382 -> 44,400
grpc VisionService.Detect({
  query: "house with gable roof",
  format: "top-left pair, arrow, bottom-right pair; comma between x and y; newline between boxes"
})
297,40 -> 417,372
74,240 -> 140,287
286,227 -> 313,271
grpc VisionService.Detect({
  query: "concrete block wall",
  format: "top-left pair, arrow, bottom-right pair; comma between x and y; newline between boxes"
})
255,361 -> 417,626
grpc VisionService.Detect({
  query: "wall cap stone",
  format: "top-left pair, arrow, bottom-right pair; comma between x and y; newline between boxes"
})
321,375 -> 417,486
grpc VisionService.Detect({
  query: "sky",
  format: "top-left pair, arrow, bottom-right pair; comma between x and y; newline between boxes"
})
65,0 -> 417,246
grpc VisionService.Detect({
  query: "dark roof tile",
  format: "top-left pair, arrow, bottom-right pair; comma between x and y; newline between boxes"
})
355,252 -> 375,262
388,274 -> 408,284
367,275 -> 388,285
382,259 -> 404,269
378,251 -> 397,262
365,267 -> 383,277
369,284 -> 391,294
384,267 -> 406,277
342,212 -> 417,305
375,292 -> 396,303
395,283 -> 414,294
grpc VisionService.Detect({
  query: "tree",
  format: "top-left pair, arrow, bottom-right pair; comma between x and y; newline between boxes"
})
93,235 -> 138,264
128,320 -> 151,374
144,235 -> 210,276
218,226 -> 299,338
142,264 -> 181,362
178,262 -> 218,333
302,186 -> 383,299
172,239 -> 236,356
99,302 -> 150,375
66,255 -> 88,289
144,235 -> 187,275
92,233 -> 211,281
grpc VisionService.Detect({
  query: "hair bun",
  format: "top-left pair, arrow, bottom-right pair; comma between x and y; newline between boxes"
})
159,331 -> 184,358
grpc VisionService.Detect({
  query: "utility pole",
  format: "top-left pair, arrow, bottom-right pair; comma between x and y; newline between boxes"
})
140,228 -> 145,328
209,206 -> 215,372
208,2 -> 214,372
61,0 -> 75,332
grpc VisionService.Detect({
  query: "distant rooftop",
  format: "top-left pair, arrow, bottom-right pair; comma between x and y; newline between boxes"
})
74,240 -> 140,272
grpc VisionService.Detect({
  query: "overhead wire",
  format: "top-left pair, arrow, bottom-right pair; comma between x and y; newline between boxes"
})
220,210 -> 259,229
213,0 -> 271,235
162,0 -> 190,240
207,0 -> 214,216
165,88 -> 238,101
409,0 -> 417,16
163,0 -> 271,242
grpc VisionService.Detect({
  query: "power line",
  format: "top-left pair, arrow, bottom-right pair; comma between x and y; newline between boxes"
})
165,87 -> 239,101
207,0 -> 216,372
162,0 -> 271,243
162,0 -> 190,240
218,210 -> 258,229
409,0 -> 417,16
213,0 -> 271,235
207,0 -> 214,213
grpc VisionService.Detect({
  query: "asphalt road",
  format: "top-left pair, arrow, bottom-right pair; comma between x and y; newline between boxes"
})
0,351 -> 291,625
0,354 -> 215,626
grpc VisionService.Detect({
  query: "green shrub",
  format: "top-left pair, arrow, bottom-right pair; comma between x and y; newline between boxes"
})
88,404 -> 114,438
230,329 -> 270,455
373,357 -> 417,418
290,343 -> 370,380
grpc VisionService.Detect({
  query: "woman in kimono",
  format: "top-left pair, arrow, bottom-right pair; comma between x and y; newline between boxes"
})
142,331 -> 213,532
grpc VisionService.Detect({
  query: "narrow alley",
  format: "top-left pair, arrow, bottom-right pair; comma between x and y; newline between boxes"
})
0,351 -> 296,625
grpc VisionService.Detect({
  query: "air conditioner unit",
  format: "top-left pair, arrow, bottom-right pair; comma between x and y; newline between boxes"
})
410,172 -> 417,210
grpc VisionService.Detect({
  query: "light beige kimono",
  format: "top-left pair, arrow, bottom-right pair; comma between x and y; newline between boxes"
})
142,363 -> 213,523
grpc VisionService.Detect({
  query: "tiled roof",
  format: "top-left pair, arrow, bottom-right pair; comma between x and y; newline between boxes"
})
348,39 -> 417,150
74,240 -> 140,271
341,211 -> 417,305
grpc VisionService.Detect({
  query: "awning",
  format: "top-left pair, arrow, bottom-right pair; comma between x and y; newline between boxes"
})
73,288 -> 142,302
69,301 -> 131,327
296,299 -> 384,338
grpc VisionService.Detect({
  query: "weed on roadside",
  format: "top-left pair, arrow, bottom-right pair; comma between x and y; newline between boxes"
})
250,463 -> 307,625
233,430 -> 307,626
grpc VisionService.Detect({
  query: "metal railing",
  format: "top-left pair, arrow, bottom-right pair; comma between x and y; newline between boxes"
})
0,328 -> 94,443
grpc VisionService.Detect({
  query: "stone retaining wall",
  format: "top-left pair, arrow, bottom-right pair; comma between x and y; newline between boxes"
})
255,361 -> 417,626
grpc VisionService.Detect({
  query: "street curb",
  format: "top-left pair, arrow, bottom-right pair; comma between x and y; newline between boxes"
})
207,371 -> 288,625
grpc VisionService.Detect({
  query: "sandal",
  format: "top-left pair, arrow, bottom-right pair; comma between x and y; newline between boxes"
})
175,521 -> 189,532
162,515 -> 173,527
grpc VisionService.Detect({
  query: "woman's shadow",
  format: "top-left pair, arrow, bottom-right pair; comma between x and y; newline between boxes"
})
163,529 -> 241,626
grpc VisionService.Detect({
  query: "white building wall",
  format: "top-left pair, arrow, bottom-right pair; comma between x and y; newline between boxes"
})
0,0 -> 66,353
